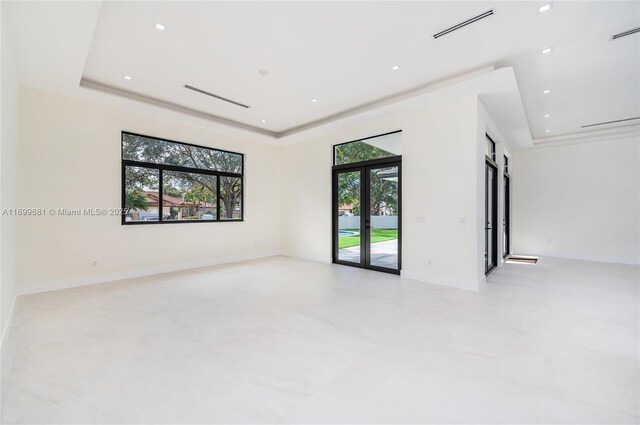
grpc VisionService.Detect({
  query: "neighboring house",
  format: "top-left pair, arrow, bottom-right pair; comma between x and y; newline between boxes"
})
127,191 -> 215,221
338,204 -> 353,216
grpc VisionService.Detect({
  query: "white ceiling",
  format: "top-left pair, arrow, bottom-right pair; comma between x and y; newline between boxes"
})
4,1 -> 640,143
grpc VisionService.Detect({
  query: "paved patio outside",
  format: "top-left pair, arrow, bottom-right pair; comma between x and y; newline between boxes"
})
338,239 -> 398,269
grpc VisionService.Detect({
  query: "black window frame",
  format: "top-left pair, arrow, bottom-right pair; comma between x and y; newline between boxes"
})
333,130 -> 402,166
121,131 -> 244,225
486,134 -> 496,162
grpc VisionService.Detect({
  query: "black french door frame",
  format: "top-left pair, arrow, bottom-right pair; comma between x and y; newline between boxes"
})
332,156 -> 402,275
503,173 -> 510,259
485,158 -> 498,274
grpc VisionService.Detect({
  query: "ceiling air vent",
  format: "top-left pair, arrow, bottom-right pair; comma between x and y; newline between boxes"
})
183,84 -> 250,109
433,9 -> 494,39
612,27 -> 640,40
581,116 -> 640,128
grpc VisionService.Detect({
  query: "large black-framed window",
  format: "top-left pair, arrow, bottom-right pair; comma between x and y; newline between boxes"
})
121,131 -> 244,225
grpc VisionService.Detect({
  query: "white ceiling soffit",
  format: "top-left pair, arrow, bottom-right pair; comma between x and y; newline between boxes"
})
278,66 -> 531,148
2,1 -> 102,93
78,78 -> 277,138
4,1 -> 639,145
533,123 -> 640,147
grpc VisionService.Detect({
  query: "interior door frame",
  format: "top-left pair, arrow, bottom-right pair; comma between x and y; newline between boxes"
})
332,156 -> 402,274
485,158 -> 498,274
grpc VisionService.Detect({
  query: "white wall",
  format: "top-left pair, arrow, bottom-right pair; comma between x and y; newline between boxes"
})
282,96 -> 486,290
1,4 -> 20,338
15,88 -> 283,292
512,137 -> 640,264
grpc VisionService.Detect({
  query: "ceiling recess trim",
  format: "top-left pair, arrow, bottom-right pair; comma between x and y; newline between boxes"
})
533,123 -> 640,146
79,78 -> 277,137
581,116 -> 640,128
433,9 -> 494,39
79,66 -> 493,140
278,66 -> 494,138
611,26 -> 640,40
183,84 -> 250,109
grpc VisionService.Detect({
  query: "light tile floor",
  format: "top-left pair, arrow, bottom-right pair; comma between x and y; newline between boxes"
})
1,256 -> 638,424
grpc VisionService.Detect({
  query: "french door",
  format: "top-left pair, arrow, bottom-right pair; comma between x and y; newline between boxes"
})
485,159 -> 498,274
503,174 -> 510,258
332,158 -> 401,274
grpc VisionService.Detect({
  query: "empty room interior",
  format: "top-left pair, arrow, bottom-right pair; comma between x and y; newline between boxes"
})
1,1 -> 639,424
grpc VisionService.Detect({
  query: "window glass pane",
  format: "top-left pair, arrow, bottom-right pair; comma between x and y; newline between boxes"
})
124,166 -> 159,222
122,133 -> 242,174
334,132 -> 401,165
337,170 -> 361,263
486,137 -> 495,160
369,166 -> 399,270
219,176 -> 242,220
163,172 -> 217,221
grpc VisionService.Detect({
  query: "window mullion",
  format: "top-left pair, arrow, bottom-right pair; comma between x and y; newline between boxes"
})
216,175 -> 221,221
159,169 -> 164,222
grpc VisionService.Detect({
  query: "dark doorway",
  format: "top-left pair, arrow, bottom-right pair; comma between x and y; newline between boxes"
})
485,157 -> 498,274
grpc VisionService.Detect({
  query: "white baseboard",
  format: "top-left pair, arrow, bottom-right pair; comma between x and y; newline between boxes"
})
282,252 -> 332,264
401,270 -> 485,292
19,250 -> 283,296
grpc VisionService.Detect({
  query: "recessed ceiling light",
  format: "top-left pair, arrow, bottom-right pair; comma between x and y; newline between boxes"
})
544,114 -> 550,118
261,119 -> 267,123
155,22 -> 166,31
539,3 -> 552,13
123,75 -> 132,80
541,47 -> 553,54
543,89 -> 551,94
545,130 -> 550,133
311,98 -> 318,103
391,65 -> 401,71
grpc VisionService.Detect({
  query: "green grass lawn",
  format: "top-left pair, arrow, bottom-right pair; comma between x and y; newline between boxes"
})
339,228 -> 398,249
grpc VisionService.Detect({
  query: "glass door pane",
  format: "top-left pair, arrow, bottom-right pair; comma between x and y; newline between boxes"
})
336,170 -> 362,264
368,165 -> 399,271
